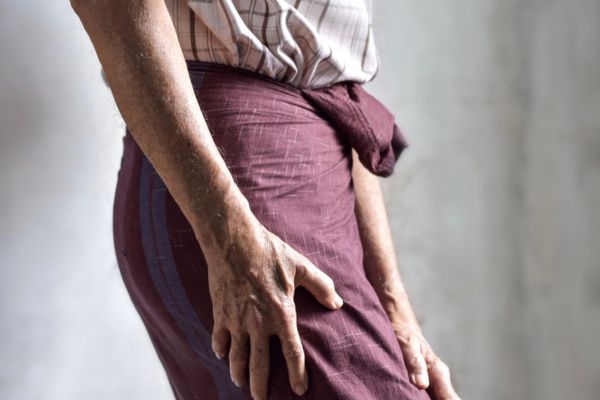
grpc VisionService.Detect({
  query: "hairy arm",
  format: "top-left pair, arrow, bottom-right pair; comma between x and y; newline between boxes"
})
351,149 -> 460,400
72,2 -> 343,399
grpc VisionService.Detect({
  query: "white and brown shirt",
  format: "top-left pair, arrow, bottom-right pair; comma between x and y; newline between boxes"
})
165,0 -> 380,89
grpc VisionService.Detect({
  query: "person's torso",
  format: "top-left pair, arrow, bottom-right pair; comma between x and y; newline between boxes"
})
166,0 -> 380,89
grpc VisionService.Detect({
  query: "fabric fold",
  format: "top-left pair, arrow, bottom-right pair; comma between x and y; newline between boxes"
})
186,60 -> 408,177
301,81 -> 408,177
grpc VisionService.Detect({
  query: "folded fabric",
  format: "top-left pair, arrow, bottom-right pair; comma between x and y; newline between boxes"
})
186,60 -> 408,177
301,81 -> 408,177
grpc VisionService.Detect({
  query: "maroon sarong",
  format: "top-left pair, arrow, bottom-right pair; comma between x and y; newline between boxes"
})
113,60 -> 430,400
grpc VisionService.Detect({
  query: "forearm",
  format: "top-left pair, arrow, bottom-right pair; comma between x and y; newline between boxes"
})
72,0 -> 255,251
351,149 -> 420,330
353,150 -> 462,397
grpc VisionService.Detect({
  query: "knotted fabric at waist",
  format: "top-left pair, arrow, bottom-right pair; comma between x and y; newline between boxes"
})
186,60 -> 408,177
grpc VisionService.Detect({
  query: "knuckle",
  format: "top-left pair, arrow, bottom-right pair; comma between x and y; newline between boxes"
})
427,355 -> 440,368
229,351 -> 248,362
246,310 -> 267,332
298,263 -> 316,284
274,298 -> 296,321
230,331 -> 245,344
283,302 -> 297,321
424,350 -> 439,365
227,318 -> 244,332
396,329 -> 419,348
283,341 -> 304,359
313,267 -> 334,289
273,296 -> 289,318
321,274 -> 334,290
275,313 -> 297,336
408,354 -> 424,369
294,264 -> 308,284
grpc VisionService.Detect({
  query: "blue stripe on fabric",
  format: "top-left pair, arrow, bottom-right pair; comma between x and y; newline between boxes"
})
138,156 -> 246,400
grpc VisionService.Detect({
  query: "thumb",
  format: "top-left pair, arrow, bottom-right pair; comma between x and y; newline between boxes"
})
428,358 -> 461,400
399,338 -> 429,390
294,261 -> 343,310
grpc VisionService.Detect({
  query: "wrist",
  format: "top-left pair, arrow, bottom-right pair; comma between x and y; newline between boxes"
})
380,287 -> 422,332
191,183 -> 260,253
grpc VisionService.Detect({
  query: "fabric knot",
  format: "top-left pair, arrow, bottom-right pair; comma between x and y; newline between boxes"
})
301,81 -> 408,177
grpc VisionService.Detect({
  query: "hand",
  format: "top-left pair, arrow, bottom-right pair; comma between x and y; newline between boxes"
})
392,321 -> 461,400
205,217 -> 344,400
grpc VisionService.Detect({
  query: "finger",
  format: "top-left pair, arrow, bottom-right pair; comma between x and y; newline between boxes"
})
211,322 -> 229,360
276,316 -> 308,396
228,331 -> 250,388
249,333 -> 270,400
294,261 -> 343,310
428,358 -> 461,400
400,338 -> 429,389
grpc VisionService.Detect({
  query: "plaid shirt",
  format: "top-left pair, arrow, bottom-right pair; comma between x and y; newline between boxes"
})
165,0 -> 380,89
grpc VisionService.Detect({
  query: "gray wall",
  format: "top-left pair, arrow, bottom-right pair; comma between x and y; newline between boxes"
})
1,1 -> 598,399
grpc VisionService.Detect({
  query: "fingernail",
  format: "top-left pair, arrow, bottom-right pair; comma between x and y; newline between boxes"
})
213,348 -> 224,359
415,373 -> 429,388
410,373 -> 416,385
294,383 -> 307,395
334,294 -> 343,308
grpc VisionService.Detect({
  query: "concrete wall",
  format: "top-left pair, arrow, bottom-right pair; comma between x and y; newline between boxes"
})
1,1 -> 598,399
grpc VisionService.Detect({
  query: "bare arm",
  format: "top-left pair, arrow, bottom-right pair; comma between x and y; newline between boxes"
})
351,149 -> 460,400
71,1 -> 343,399
71,0 -> 246,249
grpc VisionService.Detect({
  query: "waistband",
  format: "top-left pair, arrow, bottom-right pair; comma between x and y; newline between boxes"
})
185,59 -> 408,177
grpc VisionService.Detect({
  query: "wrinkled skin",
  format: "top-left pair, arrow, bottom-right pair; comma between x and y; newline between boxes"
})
204,218 -> 344,400
392,321 -> 461,400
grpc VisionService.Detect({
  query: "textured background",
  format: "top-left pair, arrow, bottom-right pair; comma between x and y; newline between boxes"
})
1,1 -> 599,399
